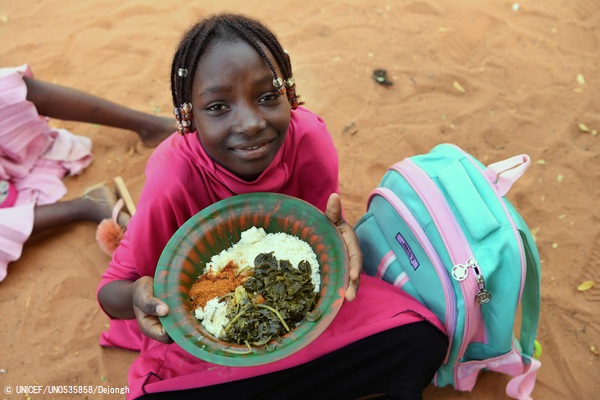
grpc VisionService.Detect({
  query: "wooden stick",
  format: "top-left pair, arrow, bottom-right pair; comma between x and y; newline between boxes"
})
114,176 -> 136,216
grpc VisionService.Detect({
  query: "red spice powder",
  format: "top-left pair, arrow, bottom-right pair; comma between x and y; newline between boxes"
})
189,261 -> 245,309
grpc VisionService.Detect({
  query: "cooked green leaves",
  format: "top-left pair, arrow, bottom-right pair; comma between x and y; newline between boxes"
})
220,252 -> 319,347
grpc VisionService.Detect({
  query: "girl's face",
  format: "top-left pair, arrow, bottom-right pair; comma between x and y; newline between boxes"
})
191,39 -> 291,181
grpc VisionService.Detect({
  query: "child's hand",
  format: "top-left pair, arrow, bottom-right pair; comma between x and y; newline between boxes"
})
325,193 -> 362,302
132,276 -> 173,343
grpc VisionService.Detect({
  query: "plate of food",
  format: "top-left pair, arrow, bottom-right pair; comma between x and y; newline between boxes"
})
154,193 -> 349,366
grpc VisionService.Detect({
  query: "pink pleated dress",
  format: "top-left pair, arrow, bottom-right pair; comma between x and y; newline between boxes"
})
0,65 -> 94,282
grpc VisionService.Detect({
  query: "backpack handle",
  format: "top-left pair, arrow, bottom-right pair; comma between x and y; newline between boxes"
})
484,155 -> 531,196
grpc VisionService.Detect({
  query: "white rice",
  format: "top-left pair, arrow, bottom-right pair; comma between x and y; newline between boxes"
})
194,297 -> 229,338
194,226 -> 321,338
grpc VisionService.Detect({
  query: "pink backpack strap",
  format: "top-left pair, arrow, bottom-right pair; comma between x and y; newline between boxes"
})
506,355 -> 541,400
455,349 -> 541,399
483,154 -> 531,196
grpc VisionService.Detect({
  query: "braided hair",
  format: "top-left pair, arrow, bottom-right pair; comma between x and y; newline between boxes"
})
170,13 -> 300,113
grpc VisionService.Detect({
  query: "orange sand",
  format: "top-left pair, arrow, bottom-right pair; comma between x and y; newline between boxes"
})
1,1 -> 599,398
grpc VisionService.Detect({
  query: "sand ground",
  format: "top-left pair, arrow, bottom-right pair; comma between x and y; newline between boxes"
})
1,1 -> 599,399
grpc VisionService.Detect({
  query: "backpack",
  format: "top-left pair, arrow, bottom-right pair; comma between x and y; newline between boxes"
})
354,143 -> 542,399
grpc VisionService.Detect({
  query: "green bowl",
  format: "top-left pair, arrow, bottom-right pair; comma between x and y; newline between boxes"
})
154,193 -> 349,366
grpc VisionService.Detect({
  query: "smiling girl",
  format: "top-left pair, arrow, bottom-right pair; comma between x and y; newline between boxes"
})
97,13 -> 447,400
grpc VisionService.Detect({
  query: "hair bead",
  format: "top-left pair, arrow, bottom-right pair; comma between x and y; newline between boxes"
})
273,77 -> 284,89
174,102 -> 194,135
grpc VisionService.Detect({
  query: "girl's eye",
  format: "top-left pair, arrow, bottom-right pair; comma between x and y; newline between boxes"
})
259,93 -> 279,103
206,103 -> 229,112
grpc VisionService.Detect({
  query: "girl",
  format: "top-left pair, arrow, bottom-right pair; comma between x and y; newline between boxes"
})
97,13 -> 448,400
0,65 -> 174,281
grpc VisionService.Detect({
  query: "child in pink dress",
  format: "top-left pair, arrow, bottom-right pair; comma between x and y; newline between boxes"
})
0,65 -> 175,282
97,13 -> 448,400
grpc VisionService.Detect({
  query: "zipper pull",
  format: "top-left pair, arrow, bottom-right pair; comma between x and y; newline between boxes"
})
451,257 -> 478,281
472,261 -> 492,304
451,258 -> 492,304
451,262 -> 469,281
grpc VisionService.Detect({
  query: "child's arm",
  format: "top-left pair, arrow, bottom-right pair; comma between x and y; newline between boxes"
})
325,193 -> 362,302
98,278 -> 172,343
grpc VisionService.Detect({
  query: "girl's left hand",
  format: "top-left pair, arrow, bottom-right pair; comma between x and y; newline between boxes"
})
325,193 -> 362,301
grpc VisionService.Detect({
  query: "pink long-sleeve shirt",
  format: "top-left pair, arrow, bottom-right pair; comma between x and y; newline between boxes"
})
98,107 -> 444,399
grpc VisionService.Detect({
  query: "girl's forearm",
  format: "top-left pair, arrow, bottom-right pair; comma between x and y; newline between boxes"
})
98,280 -> 137,319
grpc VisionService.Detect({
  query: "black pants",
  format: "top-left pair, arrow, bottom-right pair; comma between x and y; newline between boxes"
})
139,321 -> 448,400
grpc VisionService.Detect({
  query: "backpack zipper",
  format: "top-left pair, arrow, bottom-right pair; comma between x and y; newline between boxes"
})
392,159 -> 488,385
370,186 -> 456,364
449,144 -> 527,303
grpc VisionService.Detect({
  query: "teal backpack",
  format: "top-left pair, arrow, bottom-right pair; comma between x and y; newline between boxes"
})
354,143 -> 542,399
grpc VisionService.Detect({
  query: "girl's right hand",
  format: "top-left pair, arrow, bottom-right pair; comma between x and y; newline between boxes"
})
132,276 -> 173,343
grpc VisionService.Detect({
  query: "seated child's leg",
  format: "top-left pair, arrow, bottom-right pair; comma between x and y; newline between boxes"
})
23,77 -> 174,147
